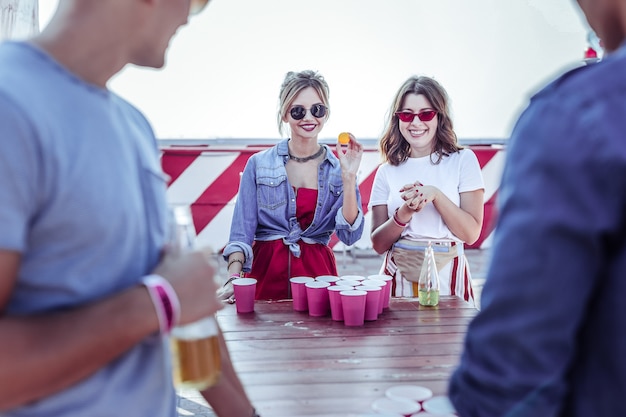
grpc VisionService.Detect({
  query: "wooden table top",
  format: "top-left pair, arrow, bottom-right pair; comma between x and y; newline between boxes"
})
216,296 -> 477,417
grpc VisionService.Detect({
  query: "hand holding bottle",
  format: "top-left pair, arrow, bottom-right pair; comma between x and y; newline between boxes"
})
163,204 -> 223,390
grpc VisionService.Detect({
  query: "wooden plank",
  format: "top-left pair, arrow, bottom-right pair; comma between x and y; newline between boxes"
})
238,366 -> 459,387
216,297 -> 475,417
246,380 -> 453,417
229,354 -> 462,373
227,342 -> 465,363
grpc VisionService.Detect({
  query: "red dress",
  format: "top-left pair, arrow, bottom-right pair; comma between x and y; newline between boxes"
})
247,188 -> 338,300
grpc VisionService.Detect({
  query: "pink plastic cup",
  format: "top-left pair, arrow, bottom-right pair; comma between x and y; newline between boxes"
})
316,275 -> 340,285
232,278 -> 257,314
385,384 -> 433,404
305,281 -> 331,317
421,396 -> 457,415
361,279 -> 386,314
335,279 -> 360,287
289,276 -> 314,312
327,285 -> 354,321
340,274 -> 366,282
368,274 -> 393,309
355,285 -> 382,321
340,290 -> 367,326
371,397 -> 422,415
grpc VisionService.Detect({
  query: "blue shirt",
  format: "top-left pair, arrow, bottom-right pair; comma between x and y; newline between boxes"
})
449,45 -> 626,416
0,41 -> 174,417
223,139 -> 364,270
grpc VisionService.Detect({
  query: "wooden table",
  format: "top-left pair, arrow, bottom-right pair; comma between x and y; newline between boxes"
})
215,296 -> 477,417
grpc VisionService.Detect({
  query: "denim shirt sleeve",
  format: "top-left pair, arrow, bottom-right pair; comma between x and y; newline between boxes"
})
333,180 -> 364,245
223,155 -> 258,271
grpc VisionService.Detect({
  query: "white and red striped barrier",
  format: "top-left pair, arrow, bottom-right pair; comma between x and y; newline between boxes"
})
160,140 -> 505,253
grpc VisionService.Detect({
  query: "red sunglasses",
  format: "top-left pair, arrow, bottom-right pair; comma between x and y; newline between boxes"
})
395,110 -> 438,123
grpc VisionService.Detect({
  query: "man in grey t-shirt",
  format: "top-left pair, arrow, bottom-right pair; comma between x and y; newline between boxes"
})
0,1 -> 255,416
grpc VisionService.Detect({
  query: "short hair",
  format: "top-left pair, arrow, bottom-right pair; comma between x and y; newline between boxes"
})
277,70 -> 330,137
379,75 -> 462,165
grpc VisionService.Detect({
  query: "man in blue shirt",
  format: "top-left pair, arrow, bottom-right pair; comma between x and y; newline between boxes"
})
449,1 -> 626,416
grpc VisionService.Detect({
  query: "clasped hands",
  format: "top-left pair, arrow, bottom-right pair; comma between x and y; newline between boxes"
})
400,181 -> 437,212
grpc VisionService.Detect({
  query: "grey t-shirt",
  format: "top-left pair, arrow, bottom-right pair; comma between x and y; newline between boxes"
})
0,41 -> 175,416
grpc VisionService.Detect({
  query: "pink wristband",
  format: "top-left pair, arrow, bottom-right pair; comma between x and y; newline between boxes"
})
143,274 -> 181,334
392,208 -> 408,228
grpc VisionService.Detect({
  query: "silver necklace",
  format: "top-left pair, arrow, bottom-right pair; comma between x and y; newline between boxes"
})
288,146 -> 324,163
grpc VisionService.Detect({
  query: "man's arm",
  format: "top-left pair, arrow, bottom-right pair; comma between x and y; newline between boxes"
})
0,248 -> 221,410
201,328 -> 256,417
448,96 -> 618,415
0,250 -> 160,410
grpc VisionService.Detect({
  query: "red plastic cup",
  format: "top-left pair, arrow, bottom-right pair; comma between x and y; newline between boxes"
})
368,274 -> 393,309
355,285 -> 382,321
289,276 -> 314,312
305,281 -> 331,317
327,285 -> 354,321
340,290 -> 367,326
232,278 -> 257,313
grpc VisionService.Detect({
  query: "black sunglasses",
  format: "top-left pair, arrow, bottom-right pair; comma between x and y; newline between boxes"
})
395,110 -> 438,123
290,104 -> 327,120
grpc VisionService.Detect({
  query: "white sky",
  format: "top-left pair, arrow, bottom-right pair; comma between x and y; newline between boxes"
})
39,0 -> 590,141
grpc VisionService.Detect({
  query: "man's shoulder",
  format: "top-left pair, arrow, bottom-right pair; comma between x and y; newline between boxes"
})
535,50 -> 626,106
0,42 -> 37,91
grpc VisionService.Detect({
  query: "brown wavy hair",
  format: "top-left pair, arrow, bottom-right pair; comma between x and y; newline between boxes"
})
379,75 -> 462,166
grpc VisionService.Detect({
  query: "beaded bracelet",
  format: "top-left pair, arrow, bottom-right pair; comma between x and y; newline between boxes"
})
142,274 -> 181,335
227,258 -> 244,269
392,208 -> 408,228
223,273 -> 241,287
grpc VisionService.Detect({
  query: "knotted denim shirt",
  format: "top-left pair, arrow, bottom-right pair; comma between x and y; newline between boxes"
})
223,139 -> 364,272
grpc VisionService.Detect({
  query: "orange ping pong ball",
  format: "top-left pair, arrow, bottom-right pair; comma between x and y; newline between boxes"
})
338,132 -> 350,144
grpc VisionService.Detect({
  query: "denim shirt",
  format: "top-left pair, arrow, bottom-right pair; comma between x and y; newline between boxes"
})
223,139 -> 364,271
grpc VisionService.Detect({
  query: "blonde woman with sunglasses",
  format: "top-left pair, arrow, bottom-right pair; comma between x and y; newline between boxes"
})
369,75 -> 485,304
220,70 -> 364,301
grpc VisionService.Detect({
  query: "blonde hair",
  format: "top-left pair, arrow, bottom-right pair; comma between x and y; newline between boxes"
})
277,70 -> 330,137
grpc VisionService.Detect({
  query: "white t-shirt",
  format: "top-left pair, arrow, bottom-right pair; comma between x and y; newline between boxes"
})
369,149 -> 484,242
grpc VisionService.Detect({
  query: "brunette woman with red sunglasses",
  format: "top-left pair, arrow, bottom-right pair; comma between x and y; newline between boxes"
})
369,75 -> 485,305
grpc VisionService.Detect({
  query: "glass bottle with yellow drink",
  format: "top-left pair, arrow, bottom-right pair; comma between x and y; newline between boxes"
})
168,204 -> 222,390
418,242 -> 440,306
